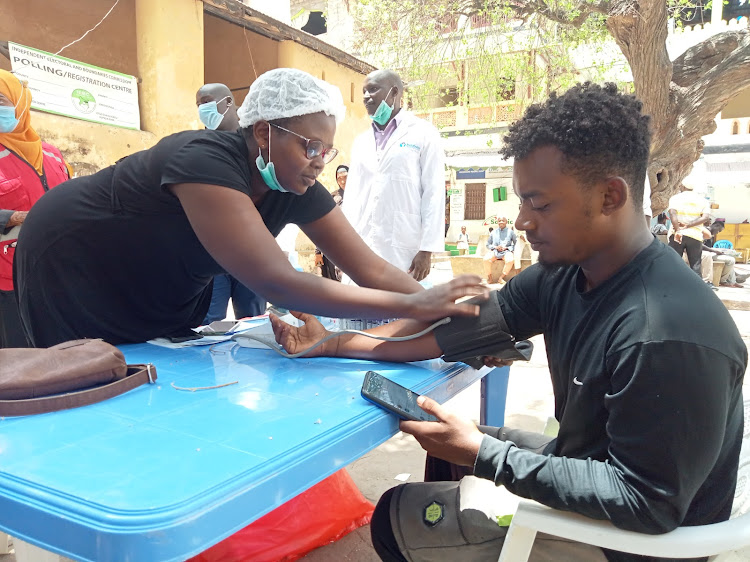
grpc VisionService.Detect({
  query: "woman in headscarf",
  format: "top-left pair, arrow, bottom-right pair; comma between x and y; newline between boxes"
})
15,68 -> 484,347
0,69 -> 70,347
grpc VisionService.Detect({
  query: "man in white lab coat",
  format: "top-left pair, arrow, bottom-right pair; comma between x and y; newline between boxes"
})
342,70 -> 446,282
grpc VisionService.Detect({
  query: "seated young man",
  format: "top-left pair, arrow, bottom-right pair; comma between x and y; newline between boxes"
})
703,220 -> 745,288
271,83 -> 747,562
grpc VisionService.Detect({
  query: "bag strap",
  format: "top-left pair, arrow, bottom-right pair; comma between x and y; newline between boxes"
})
0,364 -> 157,417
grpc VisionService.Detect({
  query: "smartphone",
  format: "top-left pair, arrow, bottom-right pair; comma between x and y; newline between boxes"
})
361,371 -> 438,422
164,328 -> 204,343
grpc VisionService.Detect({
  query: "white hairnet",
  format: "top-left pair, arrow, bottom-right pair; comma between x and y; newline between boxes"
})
238,68 -> 346,128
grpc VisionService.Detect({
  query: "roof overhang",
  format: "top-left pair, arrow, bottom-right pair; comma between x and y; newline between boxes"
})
202,0 -> 377,76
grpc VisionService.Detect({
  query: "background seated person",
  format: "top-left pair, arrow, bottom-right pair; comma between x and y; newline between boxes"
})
651,212 -> 668,235
483,216 -> 516,283
271,83 -> 746,562
703,219 -> 745,288
14,69 -> 485,347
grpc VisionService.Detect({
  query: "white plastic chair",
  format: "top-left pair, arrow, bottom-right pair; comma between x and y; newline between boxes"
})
498,501 -> 750,561
499,396 -> 750,561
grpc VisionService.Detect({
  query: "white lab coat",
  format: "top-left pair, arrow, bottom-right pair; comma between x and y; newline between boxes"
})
342,110 -> 446,276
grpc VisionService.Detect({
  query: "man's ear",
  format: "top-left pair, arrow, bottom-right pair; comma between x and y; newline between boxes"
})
601,176 -> 629,216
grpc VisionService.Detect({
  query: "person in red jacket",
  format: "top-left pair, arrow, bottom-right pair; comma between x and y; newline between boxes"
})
0,69 -> 70,347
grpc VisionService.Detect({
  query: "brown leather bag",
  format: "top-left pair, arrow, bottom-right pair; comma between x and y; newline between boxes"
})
0,339 -> 156,416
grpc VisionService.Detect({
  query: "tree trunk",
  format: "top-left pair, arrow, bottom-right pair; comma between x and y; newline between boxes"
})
607,0 -> 750,213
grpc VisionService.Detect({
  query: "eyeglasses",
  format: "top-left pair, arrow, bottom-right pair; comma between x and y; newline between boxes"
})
269,122 -> 339,164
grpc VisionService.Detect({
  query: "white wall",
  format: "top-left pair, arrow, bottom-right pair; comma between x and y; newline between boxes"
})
712,185 -> 750,223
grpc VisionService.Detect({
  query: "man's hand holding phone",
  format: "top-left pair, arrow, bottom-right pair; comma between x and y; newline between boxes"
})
400,395 -> 485,468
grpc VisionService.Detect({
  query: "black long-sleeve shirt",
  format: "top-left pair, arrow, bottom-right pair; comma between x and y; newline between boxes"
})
464,239 -> 746,562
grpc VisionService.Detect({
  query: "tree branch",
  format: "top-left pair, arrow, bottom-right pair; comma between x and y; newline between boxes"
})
672,29 -> 750,87
684,29 -> 750,123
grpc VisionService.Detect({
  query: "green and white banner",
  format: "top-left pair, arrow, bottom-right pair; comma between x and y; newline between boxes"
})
9,42 -> 140,130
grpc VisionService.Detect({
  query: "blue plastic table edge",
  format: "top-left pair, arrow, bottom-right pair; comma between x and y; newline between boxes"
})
0,350 -> 509,561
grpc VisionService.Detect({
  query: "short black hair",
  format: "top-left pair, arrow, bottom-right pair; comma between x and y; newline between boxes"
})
501,82 -> 651,211
657,212 -> 668,223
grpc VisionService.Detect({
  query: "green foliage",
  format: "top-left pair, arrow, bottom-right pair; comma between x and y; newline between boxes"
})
352,0 -> 704,123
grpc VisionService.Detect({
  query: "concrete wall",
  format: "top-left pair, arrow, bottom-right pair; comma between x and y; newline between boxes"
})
0,0 -> 139,77
0,0 -> 152,174
722,86 -> 750,120
32,112 -> 155,176
713,185 -> 750,224
135,0 -> 205,138
203,13 -> 280,104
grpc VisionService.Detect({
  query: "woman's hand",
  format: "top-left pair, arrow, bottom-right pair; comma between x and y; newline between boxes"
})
400,396 -> 484,467
404,275 -> 488,321
270,311 -> 334,357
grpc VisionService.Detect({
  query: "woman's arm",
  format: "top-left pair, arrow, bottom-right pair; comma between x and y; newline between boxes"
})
172,183 -> 485,322
301,206 -> 423,293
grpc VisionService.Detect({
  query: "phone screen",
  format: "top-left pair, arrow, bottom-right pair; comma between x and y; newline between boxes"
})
361,371 -> 437,422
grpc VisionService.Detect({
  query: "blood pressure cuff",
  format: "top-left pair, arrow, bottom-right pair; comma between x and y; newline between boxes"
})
434,295 -> 533,370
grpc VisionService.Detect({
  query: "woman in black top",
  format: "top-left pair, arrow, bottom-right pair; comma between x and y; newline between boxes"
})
14,69 -> 482,347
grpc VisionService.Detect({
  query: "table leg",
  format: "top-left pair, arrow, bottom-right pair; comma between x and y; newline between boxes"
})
0,533 -> 9,555
480,366 -> 510,427
12,538 -> 71,562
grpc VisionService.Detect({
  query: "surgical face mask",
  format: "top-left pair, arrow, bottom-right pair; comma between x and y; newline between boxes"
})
255,126 -> 289,193
198,96 -> 230,130
0,90 -> 26,134
0,106 -> 18,133
370,87 -> 395,126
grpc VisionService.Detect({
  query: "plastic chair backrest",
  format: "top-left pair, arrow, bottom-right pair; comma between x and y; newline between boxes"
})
714,239 -> 733,249
499,397 -> 750,561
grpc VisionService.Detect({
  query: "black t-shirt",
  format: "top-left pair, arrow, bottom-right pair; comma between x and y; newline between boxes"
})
454,239 -> 746,561
15,129 -> 335,346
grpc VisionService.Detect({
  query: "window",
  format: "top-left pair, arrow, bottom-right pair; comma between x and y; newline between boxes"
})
440,87 -> 459,107
493,186 -> 508,202
437,14 -> 459,34
470,13 -> 492,28
464,183 -> 486,220
732,121 -> 740,135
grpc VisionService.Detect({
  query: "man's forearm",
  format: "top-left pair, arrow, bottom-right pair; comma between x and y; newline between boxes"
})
333,319 -> 444,362
683,214 -> 710,229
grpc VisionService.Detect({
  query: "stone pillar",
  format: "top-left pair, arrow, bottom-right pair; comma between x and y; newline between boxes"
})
135,0 -> 204,137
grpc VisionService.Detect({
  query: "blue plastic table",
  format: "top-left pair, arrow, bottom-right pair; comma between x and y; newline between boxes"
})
0,343 -> 508,562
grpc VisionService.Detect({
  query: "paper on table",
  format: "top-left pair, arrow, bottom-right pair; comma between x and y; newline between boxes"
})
232,313 -> 303,350
147,317 -> 270,349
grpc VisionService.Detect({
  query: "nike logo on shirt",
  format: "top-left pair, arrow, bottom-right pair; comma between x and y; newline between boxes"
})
573,377 -> 583,386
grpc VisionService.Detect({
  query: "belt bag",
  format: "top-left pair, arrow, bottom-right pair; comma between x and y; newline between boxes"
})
0,339 -> 156,416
